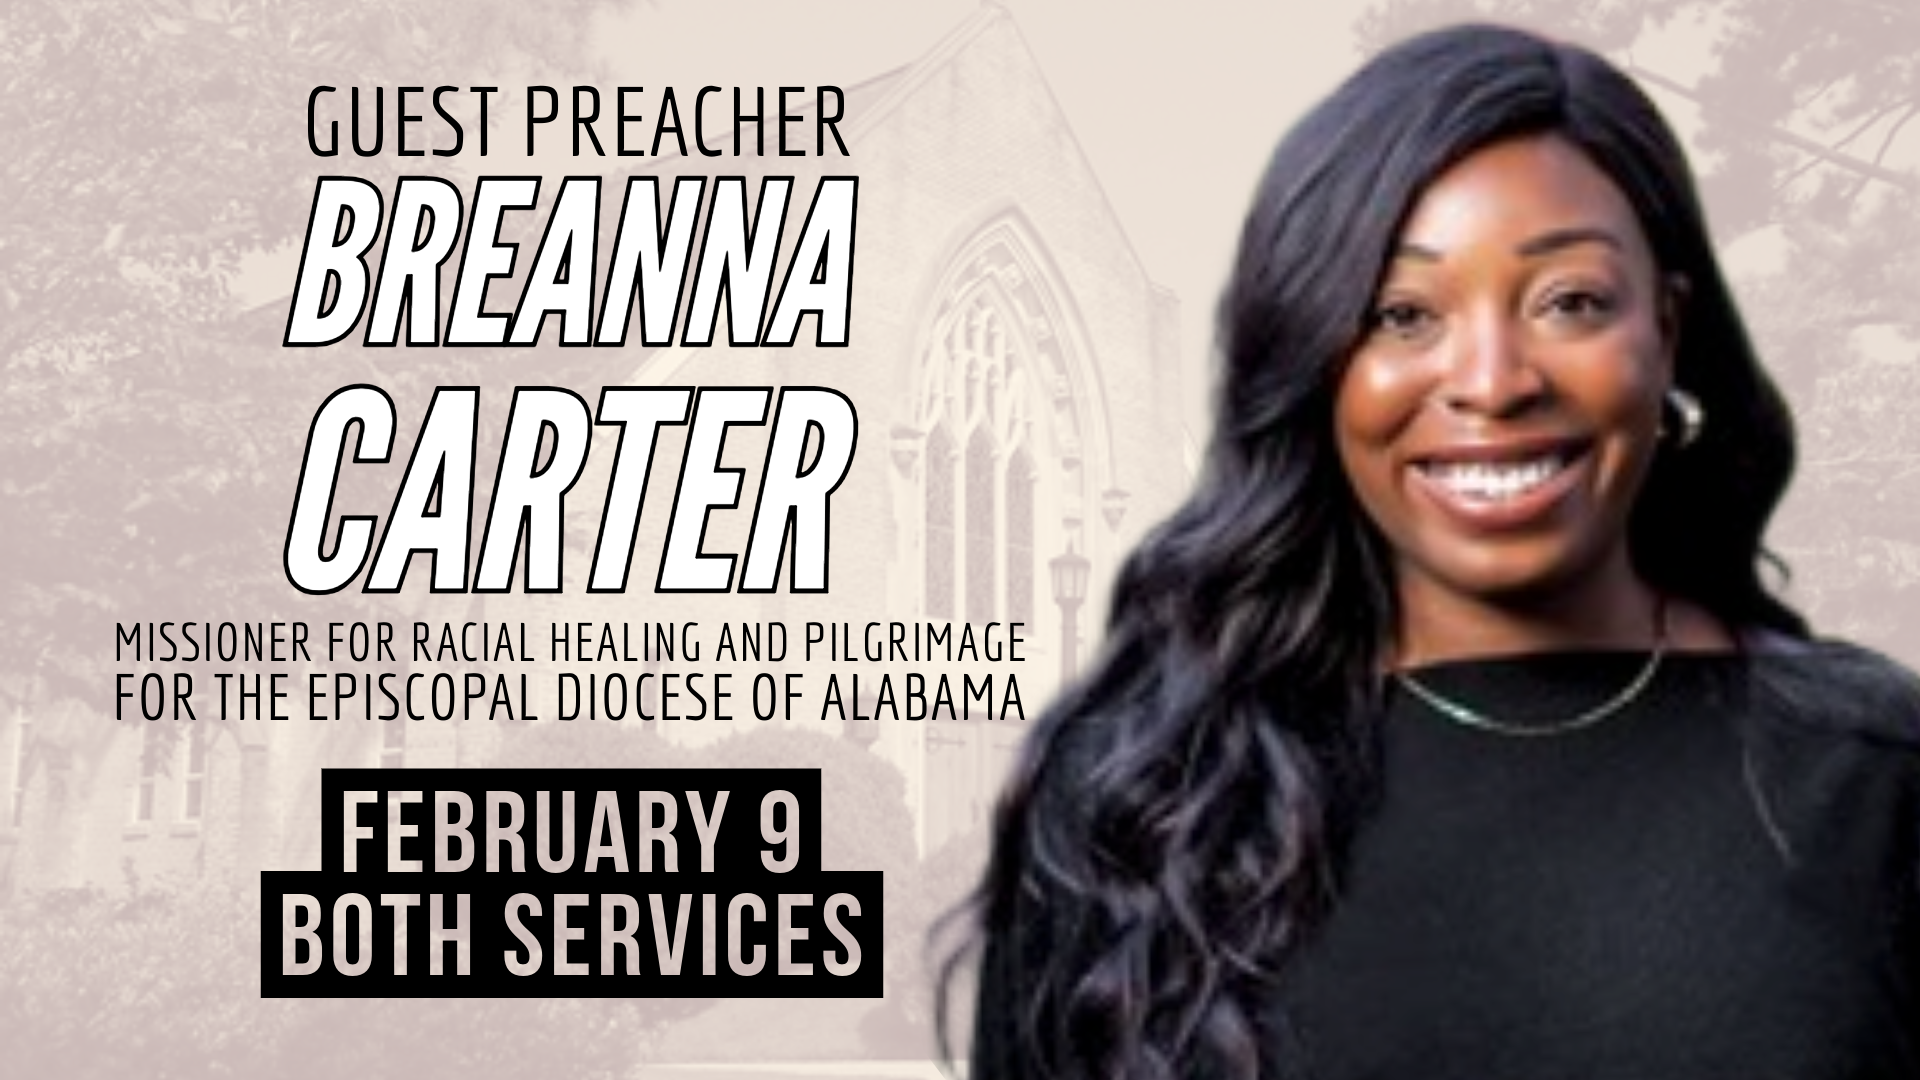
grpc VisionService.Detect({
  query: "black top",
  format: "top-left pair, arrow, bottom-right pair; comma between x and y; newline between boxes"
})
974,640 -> 1920,1079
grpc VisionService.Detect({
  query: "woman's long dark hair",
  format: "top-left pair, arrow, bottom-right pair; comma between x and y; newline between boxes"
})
946,23 -> 1806,1080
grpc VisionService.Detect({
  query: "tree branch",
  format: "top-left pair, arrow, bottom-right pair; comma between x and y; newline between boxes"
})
1624,61 -> 1918,194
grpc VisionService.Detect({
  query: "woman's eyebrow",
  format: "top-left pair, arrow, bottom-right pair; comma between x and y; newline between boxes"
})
1516,226 -> 1623,258
1390,227 -> 1624,263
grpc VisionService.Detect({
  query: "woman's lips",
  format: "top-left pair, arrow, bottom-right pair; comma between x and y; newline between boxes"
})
1407,440 -> 1591,530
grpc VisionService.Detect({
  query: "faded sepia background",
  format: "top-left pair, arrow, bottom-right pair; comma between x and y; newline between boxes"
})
1,0 -> 1914,1076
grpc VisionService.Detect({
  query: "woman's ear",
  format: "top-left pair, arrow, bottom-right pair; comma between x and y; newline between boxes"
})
1658,273 -> 1691,370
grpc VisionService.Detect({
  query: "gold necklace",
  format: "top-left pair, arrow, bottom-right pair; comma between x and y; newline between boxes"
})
1392,598 -> 1669,738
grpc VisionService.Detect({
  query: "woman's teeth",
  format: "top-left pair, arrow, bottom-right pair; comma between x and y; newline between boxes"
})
1421,455 -> 1566,502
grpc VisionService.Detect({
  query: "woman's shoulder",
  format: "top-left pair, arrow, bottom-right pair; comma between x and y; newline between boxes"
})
1736,632 -> 1920,751
1724,636 -> 1920,885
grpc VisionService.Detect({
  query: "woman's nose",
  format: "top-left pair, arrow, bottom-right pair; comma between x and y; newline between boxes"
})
1436,313 -> 1547,418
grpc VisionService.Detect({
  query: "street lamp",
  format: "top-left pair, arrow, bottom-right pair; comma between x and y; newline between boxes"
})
1048,541 -> 1090,682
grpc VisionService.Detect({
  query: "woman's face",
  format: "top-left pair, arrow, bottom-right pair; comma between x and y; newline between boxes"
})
1335,134 -> 1677,615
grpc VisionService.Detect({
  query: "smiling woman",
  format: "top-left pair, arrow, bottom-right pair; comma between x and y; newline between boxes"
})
1337,134 -> 1689,661
948,22 -> 1920,1080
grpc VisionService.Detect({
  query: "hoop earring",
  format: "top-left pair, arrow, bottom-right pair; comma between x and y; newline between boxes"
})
1662,387 -> 1704,449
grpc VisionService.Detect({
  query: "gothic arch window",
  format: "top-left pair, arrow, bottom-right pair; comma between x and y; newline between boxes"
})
965,425 -> 998,624
925,424 -> 956,620
180,722 -> 208,822
1006,446 -> 1035,626
911,217 -> 1112,640
919,294 -> 1033,626
132,724 -> 158,824
903,214 -> 1125,853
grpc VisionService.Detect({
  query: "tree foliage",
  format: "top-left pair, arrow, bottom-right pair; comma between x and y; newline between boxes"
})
0,0 -> 617,712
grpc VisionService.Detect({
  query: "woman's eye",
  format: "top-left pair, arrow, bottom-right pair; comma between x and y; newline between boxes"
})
1538,288 -> 1617,325
1368,300 -> 1437,340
